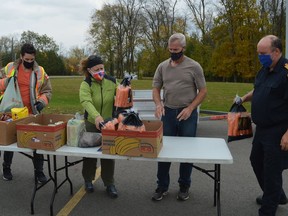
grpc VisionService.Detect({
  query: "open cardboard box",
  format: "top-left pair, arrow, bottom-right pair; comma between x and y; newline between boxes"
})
101,120 -> 163,158
0,113 -> 33,145
16,114 -> 74,151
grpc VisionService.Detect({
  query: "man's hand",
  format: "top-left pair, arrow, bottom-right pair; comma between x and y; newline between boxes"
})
280,130 -> 288,151
155,104 -> 165,119
234,95 -> 243,105
177,106 -> 193,121
95,115 -> 104,130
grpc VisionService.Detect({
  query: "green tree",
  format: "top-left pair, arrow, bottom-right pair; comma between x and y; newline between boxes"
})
259,0 -> 285,39
138,0 -> 185,76
65,46 -> 86,75
209,0 -> 264,82
20,31 -> 66,75
89,1 -> 144,78
89,4 -> 120,77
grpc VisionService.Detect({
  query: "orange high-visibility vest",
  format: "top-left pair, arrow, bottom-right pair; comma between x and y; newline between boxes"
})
0,62 -> 46,105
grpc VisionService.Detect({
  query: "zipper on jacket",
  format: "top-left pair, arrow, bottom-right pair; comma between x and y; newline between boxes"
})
100,85 -> 103,115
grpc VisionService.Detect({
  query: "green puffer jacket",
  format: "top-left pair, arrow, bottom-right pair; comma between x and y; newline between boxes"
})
79,75 -> 118,125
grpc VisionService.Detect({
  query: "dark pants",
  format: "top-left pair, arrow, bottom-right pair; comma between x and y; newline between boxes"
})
156,107 -> 198,190
82,120 -> 115,186
250,124 -> 288,216
3,151 -> 44,172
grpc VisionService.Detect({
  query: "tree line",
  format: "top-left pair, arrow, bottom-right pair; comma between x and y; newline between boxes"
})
0,0 -> 285,82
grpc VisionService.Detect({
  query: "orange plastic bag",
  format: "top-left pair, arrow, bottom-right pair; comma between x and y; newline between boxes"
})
227,103 -> 253,142
114,76 -> 133,109
114,85 -> 133,108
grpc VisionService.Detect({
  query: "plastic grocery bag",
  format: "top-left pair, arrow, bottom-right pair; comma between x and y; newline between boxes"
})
227,103 -> 253,142
78,132 -> 102,148
0,77 -> 23,112
67,118 -> 85,147
114,75 -> 133,109
118,111 -> 146,132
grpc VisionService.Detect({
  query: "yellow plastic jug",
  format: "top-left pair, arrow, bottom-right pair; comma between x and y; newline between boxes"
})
11,107 -> 29,120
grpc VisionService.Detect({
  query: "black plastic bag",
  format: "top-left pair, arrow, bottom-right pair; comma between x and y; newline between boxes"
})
118,111 -> 146,131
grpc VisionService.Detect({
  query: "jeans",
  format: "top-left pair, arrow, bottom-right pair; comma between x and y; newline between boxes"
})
156,106 -> 198,190
3,151 -> 44,172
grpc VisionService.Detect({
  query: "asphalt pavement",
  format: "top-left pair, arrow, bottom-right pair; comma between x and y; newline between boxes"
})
0,119 -> 287,216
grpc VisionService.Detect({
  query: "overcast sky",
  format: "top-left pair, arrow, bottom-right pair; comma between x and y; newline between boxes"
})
0,0 -> 107,50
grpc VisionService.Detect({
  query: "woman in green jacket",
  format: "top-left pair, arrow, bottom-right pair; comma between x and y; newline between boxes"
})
79,55 -> 118,198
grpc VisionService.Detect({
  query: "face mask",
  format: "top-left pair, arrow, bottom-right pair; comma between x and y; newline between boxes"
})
23,60 -> 34,69
90,70 -> 105,81
258,54 -> 272,68
170,50 -> 183,61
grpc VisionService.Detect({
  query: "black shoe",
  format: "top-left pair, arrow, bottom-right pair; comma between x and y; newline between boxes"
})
106,185 -> 118,198
256,195 -> 288,205
3,167 -> 13,181
36,171 -> 47,184
177,186 -> 190,201
85,182 -> 94,193
152,188 -> 168,201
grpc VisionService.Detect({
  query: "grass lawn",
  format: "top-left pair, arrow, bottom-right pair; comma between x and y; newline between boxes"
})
44,77 -> 253,115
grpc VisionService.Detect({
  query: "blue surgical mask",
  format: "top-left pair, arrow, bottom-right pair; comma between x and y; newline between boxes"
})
258,54 -> 272,68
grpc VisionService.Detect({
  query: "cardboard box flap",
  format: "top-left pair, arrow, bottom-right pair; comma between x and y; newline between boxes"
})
16,114 -> 74,132
102,120 -> 162,138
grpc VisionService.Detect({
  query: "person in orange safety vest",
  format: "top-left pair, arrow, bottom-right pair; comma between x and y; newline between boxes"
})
0,43 -> 52,183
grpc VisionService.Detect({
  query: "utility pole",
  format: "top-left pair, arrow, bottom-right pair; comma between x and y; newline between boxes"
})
11,37 -> 14,61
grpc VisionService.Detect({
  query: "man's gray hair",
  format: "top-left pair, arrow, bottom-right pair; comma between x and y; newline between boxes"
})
168,33 -> 186,47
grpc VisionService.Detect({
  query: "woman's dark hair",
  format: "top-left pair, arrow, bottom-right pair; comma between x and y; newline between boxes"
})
21,43 -> 36,56
79,55 -> 103,77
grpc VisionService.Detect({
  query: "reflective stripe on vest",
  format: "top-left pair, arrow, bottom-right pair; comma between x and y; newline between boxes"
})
5,62 -> 15,77
0,62 -> 45,101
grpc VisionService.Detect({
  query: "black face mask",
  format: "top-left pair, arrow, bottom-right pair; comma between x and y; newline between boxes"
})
170,51 -> 183,61
23,60 -> 34,69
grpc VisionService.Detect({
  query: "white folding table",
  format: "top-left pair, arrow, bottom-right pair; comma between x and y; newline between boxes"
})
36,136 -> 233,216
0,137 -> 233,216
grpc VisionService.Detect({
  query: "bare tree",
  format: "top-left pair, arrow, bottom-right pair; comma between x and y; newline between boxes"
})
117,0 -> 143,75
141,0 -> 180,58
258,0 -> 285,38
184,0 -> 214,41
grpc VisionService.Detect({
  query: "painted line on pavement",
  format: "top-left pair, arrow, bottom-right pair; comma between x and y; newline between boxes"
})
56,166 -> 101,216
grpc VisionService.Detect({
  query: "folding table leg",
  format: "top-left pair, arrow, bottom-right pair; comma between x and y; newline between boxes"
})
30,152 -> 52,215
49,155 -> 58,216
30,170 -> 37,214
214,164 -> 221,216
65,156 -> 73,195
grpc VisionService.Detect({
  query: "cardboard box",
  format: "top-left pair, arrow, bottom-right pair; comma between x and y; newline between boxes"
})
16,114 -> 74,151
101,120 -> 163,158
0,113 -> 33,145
